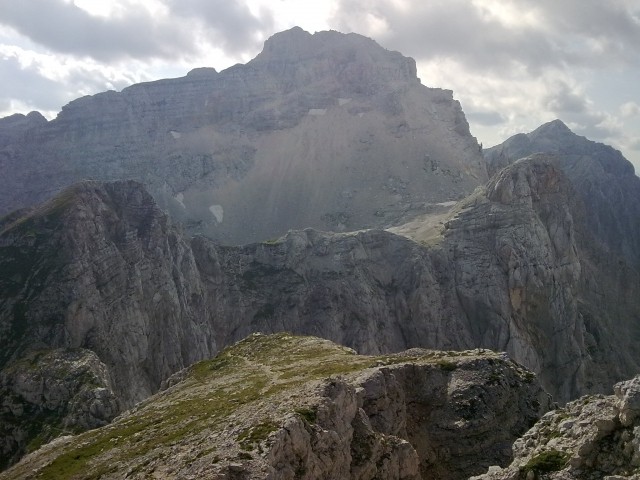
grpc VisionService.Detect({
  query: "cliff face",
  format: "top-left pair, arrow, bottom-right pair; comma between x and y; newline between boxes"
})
1,153 -> 639,468
1,334 -> 551,480
484,119 -> 640,270
0,27 -> 485,244
0,349 -> 119,470
0,181 -> 214,404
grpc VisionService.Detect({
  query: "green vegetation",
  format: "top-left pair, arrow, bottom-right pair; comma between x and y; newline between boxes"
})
437,360 -> 458,371
238,421 -> 278,450
294,407 -> 317,424
520,449 -> 569,475
9,333 -> 499,479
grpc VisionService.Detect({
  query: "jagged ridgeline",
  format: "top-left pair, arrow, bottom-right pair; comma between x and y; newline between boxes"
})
0,27 -> 485,245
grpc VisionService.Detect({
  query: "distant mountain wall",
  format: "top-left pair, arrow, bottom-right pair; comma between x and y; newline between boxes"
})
2,154 -> 638,411
0,27 -> 486,245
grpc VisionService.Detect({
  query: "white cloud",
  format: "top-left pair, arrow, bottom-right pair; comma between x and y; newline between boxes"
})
621,101 -> 640,118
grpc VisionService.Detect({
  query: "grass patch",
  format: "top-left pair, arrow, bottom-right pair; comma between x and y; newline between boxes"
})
238,421 -> 278,450
520,450 -> 569,475
14,333 -> 492,478
437,360 -> 458,371
294,407 -> 317,425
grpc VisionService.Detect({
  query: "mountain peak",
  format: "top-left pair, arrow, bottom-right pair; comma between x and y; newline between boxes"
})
529,118 -> 574,139
252,27 -> 418,84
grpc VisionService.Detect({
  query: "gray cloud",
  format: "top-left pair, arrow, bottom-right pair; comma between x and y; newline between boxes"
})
621,102 -> 640,117
331,0 -> 640,74
0,0 -> 194,61
0,55 -> 70,111
465,110 -> 506,126
543,82 -> 588,114
0,0 -> 272,62
165,0 -> 274,54
526,0 -> 640,65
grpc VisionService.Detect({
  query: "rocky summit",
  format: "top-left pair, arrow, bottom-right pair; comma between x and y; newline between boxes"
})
0,333 -> 550,480
0,27 -> 485,244
484,119 -> 640,270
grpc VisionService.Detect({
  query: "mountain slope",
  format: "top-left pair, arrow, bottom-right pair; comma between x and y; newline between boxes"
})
0,27 -> 486,244
1,333 -> 550,480
2,153 -> 639,468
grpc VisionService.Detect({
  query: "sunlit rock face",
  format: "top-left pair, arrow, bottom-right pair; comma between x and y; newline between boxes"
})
472,375 -> 640,480
1,149 -> 639,470
0,27 -> 486,245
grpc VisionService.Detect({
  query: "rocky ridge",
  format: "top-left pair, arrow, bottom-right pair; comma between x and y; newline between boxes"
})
484,119 -> 640,270
1,151 -> 639,469
0,333 -> 551,480
0,27 -> 486,244
472,375 -> 640,479
0,349 -> 119,470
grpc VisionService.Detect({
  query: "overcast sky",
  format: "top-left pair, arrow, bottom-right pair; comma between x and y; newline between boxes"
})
1,0 -> 639,171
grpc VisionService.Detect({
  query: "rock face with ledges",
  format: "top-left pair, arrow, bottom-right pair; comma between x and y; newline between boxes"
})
0,348 -> 119,470
0,334 -> 550,480
1,152 -> 639,469
0,27 -> 486,244
484,119 -> 640,270
0,181 -> 214,407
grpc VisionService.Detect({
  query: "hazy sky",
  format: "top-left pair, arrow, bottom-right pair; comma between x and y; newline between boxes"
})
1,0 -> 639,170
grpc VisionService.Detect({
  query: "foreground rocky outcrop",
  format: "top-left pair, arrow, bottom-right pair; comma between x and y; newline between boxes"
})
0,27 -> 485,244
0,334 -> 551,480
472,376 -> 640,479
0,349 -> 119,470
1,152 -> 639,469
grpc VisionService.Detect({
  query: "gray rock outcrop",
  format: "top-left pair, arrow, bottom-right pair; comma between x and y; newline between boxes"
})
472,375 -> 640,479
0,348 -> 119,470
0,27 -> 486,244
0,334 -> 550,480
484,119 -> 640,270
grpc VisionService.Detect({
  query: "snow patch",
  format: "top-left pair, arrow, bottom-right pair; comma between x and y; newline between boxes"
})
308,109 -> 327,116
170,130 -> 182,139
175,193 -> 186,209
209,205 -> 224,223
338,98 -> 352,106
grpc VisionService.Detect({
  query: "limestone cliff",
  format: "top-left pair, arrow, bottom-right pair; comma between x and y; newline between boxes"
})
0,27 -> 485,244
472,375 -> 640,479
484,119 -> 640,270
1,154 -> 639,469
0,334 -> 550,480
0,349 -> 119,470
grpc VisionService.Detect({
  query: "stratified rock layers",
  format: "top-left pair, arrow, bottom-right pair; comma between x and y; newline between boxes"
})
1,152 -> 638,469
0,27 -> 485,244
